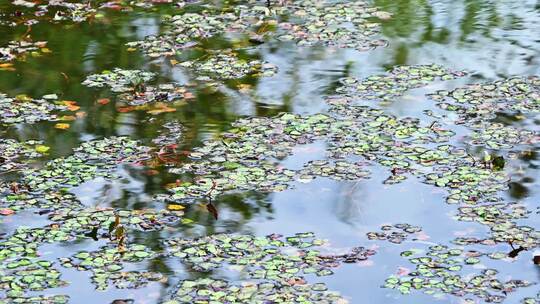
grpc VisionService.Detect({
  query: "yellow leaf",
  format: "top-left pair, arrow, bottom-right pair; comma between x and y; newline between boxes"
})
0,63 -> 15,71
54,123 -> 70,130
167,204 -> 185,211
35,145 -> 50,153
15,94 -> 32,102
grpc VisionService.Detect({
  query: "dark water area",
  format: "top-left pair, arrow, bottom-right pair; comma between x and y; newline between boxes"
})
0,0 -> 539,303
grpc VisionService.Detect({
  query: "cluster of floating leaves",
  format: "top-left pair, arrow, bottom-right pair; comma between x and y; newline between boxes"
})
274,0 -> 390,50
82,69 -> 156,93
22,137 -> 152,193
384,245 -> 534,302
165,232 -> 376,275
6,0 -> 199,27
162,113 -> 334,203
127,4 -> 273,58
149,64 -> 540,303
298,160 -> 370,182
0,259 -> 67,297
10,0 -> 96,24
0,93 -> 68,125
0,207 -> 182,264
424,164 -> 509,205
179,52 -> 278,80
127,0 -> 391,58
83,69 -> 193,106
319,67 -> 540,302
152,120 -> 183,146
334,64 -> 466,103
1,58 -> 539,303
366,223 -> 422,244
163,232 -> 375,302
0,139 -> 43,173
0,137 -> 153,217
60,244 -> 161,290
162,99 -> 458,203
454,202 -> 529,226
0,40 -> 49,63
164,278 -> 344,304
122,0 -> 193,9
429,76 -> 540,124
467,122 -> 537,150
0,294 -> 69,304
452,221 -> 540,250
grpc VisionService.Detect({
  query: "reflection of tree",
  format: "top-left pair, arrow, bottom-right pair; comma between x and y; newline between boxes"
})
372,0 -> 539,70
331,181 -> 364,225
375,0 -> 435,39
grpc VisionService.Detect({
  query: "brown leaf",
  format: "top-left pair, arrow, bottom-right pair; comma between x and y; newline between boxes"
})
206,203 -> 218,220
54,123 -> 70,130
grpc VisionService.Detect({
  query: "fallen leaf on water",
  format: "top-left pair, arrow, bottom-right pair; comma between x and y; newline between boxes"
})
0,208 -> 15,216
55,123 -> 70,129
145,169 -> 159,176
396,266 -> 411,276
35,145 -> 50,153
167,204 -> 185,211
206,202 -> 218,220
63,100 -> 80,111
147,103 -> 176,115
97,98 -> 110,105
59,115 -> 76,121
15,94 -> 32,101
533,255 -> 540,265
0,63 -> 15,71
117,106 -> 136,113
287,278 -> 306,285
183,92 -> 195,99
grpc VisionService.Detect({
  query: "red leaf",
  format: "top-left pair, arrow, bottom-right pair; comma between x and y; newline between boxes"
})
0,208 -> 15,216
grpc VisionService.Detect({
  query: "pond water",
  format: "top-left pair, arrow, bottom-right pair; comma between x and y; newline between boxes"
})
0,0 -> 539,303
